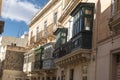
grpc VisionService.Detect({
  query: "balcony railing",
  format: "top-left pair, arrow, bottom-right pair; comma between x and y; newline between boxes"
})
30,36 -> 35,44
36,23 -> 54,44
46,23 -> 54,37
36,31 -> 43,42
53,31 -> 92,58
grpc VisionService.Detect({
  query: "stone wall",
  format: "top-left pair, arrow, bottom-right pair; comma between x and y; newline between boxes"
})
3,50 -> 24,71
2,70 -> 25,80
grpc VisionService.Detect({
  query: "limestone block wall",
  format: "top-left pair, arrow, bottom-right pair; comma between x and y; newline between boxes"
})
2,70 -> 25,80
3,50 -> 24,71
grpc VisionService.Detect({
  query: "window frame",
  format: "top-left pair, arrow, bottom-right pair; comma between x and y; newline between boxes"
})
69,69 -> 74,80
54,12 -> 58,25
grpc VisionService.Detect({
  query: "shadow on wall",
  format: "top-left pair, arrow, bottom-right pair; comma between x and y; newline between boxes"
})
93,0 -> 111,47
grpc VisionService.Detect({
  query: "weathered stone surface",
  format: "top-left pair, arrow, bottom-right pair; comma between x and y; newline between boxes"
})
3,50 -> 24,71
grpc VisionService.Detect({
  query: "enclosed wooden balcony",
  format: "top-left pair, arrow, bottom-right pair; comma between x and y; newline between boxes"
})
43,42 -> 55,69
53,31 -> 92,66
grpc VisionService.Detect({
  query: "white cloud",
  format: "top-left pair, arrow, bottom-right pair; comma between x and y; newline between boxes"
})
1,0 -> 40,24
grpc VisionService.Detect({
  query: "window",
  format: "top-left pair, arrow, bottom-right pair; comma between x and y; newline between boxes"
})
43,21 -> 47,36
47,77 -> 50,80
82,65 -> 88,80
52,77 -> 56,80
84,17 -> 91,30
11,43 -> 16,47
42,77 -> 44,80
61,70 -> 65,80
71,3 -> 94,37
36,27 -> 39,35
112,0 -> 120,14
69,69 -> 74,80
116,54 -> 120,63
15,78 -> 22,80
55,28 -> 68,47
116,0 -> 120,12
54,12 -> 57,24
24,57 -> 26,63
31,31 -> 33,37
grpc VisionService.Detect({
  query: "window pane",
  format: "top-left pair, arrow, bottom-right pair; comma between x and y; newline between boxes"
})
82,76 -> 87,80
61,71 -> 65,80
54,12 -> 57,24
69,69 -> 74,80
85,9 -> 92,15
82,65 -> 88,74
84,17 -> 91,30
79,17 -> 82,31
116,54 -> 120,63
117,0 -> 120,11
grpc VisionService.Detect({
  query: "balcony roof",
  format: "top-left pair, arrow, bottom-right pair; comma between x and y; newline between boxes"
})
53,28 -> 67,35
70,3 -> 95,16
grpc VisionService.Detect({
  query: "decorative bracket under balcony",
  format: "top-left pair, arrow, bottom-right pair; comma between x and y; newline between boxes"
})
55,49 -> 91,67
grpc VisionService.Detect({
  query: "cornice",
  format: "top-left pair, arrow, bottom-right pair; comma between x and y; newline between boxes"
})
29,0 -> 60,27
58,0 -> 81,23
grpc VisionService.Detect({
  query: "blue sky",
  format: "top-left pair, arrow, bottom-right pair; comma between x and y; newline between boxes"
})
1,0 -> 48,37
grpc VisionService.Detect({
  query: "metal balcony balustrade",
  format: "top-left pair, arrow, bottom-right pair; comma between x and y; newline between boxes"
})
36,31 -> 43,41
36,23 -> 54,44
53,31 -> 92,59
30,36 -> 35,44
46,23 -> 54,37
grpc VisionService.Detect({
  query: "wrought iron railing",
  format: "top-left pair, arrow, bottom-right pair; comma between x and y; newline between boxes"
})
30,36 -> 35,44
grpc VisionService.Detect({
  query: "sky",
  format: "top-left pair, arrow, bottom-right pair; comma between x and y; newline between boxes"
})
1,0 -> 48,37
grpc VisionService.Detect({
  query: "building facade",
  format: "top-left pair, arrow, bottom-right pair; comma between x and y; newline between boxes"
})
26,0 -> 120,80
2,45 -> 26,80
0,36 -> 28,80
24,0 -> 63,80
96,0 -> 120,80
53,0 -> 95,80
